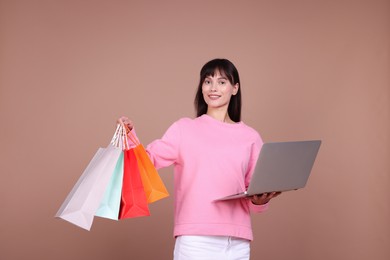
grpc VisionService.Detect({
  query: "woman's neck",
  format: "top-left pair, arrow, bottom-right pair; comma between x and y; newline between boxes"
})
206,109 -> 233,123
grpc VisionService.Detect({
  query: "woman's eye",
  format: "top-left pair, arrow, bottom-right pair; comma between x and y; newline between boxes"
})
204,80 -> 210,84
219,81 -> 226,85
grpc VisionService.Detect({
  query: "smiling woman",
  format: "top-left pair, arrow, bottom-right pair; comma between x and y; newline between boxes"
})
1,0 -> 389,259
200,64 -> 240,123
195,59 -> 242,123
118,58 -> 281,260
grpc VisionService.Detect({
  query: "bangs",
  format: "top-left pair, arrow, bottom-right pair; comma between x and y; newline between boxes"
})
200,63 -> 234,84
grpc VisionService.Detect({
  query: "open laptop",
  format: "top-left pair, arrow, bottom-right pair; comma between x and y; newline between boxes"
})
216,140 -> 321,201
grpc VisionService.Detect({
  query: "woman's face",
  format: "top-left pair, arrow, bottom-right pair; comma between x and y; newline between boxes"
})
202,70 -> 239,112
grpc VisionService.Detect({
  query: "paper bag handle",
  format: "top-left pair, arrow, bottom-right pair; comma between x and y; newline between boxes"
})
124,125 -> 140,146
111,124 -> 129,150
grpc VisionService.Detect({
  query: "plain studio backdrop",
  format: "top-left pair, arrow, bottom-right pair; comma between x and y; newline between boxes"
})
0,1 -> 389,259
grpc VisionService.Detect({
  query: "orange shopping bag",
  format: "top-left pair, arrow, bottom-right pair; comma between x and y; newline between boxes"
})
127,130 -> 169,204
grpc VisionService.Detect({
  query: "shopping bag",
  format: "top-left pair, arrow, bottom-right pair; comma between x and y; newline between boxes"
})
55,144 -> 122,230
119,148 -> 150,219
127,131 -> 169,203
95,152 -> 124,220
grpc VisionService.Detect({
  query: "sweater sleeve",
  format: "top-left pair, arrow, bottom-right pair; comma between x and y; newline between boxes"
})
245,132 -> 270,213
249,201 -> 269,213
145,121 -> 181,170
244,133 -> 263,188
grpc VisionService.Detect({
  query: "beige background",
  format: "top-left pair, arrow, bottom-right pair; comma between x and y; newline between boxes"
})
1,0 -> 389,259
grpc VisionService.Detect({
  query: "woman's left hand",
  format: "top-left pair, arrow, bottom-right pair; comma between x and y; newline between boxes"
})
250,192 -> 282,205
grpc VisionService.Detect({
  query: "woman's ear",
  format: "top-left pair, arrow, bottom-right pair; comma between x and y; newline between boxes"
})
232,83 -> 239,95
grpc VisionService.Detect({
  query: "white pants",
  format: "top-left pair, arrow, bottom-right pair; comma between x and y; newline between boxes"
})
173,235 -> 251,260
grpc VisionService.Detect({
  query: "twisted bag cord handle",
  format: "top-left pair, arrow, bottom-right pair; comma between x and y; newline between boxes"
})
111,124 -> 129,150
124,125 -> 140,146
110,124 -> 119,147
110,124 -> 140,150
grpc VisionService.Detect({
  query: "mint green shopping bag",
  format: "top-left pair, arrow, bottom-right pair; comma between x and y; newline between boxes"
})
95,152 -> 124,220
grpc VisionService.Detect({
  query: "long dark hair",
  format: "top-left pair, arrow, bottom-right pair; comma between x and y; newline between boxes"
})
194,58 -> 242,122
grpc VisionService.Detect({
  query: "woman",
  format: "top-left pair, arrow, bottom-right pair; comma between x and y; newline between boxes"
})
119,58 -> 280,260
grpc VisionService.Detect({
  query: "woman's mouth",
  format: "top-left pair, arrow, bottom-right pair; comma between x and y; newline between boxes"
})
208,94 -> 221,100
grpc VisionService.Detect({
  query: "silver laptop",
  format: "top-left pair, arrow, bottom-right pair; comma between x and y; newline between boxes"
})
216,140 -> 321,201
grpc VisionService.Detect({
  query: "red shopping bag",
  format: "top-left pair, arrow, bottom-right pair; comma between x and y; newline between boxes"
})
118,148 -> 150,219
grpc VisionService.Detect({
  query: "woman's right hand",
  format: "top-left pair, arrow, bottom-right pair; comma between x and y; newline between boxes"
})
117,116 -> 134,132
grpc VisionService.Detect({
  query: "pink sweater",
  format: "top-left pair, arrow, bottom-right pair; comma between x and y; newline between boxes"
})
145,114 -> 268,241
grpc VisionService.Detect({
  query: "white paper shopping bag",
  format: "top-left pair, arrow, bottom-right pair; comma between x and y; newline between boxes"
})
55,144 -> 122,230
95,152 -> 124,220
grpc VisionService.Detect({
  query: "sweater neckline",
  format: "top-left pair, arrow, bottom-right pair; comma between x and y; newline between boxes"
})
200,114 -> 244,128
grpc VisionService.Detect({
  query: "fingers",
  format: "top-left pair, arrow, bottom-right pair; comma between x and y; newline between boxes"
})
260,193 -> 272,203
264,192 -> 281,200
251,192 -> 282,205
254,193 -> 268,200
117,116 -> 128,125
250,193 -> 269,205
252,192 -> 271,200
273,192 -> 282,198
117,116 -> 134,131
117,117 -> 125,125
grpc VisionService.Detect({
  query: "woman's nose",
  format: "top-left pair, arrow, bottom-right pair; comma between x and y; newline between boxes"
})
210,82 -> 217,91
